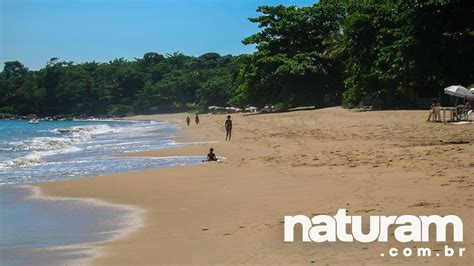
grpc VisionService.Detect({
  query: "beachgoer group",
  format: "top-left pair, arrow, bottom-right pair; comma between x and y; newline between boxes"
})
427,98 -> 472,122
184,113 -> 235,162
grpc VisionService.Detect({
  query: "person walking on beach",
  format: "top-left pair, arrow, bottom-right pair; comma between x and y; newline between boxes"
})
186,116 -> 191,126
225,115 -> 232,141
195,113 -> 200,125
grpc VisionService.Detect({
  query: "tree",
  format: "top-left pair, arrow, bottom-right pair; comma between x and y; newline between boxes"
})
3,61 -> 28,80
237,3 -> 345,107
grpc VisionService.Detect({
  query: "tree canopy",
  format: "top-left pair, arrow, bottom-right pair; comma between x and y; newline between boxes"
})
236,0 -> 473,109
0,53 -> 240,116
1,0 -> 472,116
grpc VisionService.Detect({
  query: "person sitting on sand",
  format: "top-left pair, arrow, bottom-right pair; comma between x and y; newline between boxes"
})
195,113 -> 200,125
461,99 -> 471,115
186,116 -> 191,126
427,99 -> 441,122
207,148 -> 218,161
225,115 -> 232,141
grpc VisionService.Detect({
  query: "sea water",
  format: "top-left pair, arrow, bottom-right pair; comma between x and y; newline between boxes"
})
0,119 -> 206,185
0,119 -> 207,265
0,186 -> 142,265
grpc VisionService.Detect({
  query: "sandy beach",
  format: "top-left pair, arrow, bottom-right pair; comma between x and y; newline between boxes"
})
37,107 -> 474,264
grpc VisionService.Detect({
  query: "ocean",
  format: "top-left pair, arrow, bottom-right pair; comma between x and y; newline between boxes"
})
0,119 -> 207,265
0,119 -> 207,185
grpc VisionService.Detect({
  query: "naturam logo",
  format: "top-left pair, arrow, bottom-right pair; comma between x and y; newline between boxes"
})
284,209 -> 463,243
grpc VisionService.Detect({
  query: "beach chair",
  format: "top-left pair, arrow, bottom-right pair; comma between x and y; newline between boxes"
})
457,108 -> 472,121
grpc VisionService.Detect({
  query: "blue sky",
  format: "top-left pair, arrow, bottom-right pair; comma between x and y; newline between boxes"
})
1,0 -> 315,69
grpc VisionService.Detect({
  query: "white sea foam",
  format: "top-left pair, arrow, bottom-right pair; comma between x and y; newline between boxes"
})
2,124 -> 124,169
20,185 -> 146,266
51,124 -> 116,136
0,120 -> 191,184
5,146 -> 83,168
2,137 -> 84,168
167,140 -> 219,146
8,137 -> 75,152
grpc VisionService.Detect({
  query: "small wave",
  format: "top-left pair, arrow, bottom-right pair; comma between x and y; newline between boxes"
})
1,124 -> 127,169
0,120 -> 183,184
2,153 -> 42,168
7,137 -> 77,152
1,146 -> 82,168
51,124 -> 116,136
93,141 -> 149,148
5,124 -> 120,154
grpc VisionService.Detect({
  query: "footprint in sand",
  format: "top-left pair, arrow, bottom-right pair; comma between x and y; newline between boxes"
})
409,202 -> 441,208
355,208 -> 376,213
449,176 -> 467,183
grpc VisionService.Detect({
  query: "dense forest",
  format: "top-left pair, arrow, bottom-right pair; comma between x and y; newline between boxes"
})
0,53 -> 240,116
1,0 -> 473,116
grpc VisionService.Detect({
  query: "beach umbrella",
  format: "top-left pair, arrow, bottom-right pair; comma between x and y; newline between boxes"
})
444,85 -> 472,98
444,85 -> 474,106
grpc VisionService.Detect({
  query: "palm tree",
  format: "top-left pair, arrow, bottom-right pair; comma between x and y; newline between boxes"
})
322,28 -> 345,59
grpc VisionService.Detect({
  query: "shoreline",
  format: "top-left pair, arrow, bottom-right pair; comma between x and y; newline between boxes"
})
0,117 -> 184,265
29,184 -> 146,265
0,184 -> 145,266
28,112 -> 215,264
34,107 -> 473,264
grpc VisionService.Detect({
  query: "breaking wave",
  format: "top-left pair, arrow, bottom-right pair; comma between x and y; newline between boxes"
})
0,120 -> 207,185
0,124 -> 123,169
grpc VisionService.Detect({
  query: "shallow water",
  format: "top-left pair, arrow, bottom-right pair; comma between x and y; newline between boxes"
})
0,186 -> 140,265
0,119 -> 208,185
0,119 -> 211,265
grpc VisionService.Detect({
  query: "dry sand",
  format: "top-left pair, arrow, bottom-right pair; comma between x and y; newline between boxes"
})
38,107 -> 474,264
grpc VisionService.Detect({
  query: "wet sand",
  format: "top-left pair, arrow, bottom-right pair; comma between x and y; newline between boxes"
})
37,107 -> 474,264
0,185 -> 143,265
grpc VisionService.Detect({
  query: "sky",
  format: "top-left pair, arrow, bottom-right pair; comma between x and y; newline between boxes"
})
1,0 -> 315,70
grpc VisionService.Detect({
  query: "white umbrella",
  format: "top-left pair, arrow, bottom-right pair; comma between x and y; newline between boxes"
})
444,85 -> 472,98
470,88 -> 474,95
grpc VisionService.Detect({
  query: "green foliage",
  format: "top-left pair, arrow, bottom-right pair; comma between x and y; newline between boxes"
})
274,102 -> 289,112
340,0 -> 474,108
107,105 -> 134,116
1,52 -> 240,116
236,3 -> 347,108
239,0 -> 473,109
2,1 -> 472,114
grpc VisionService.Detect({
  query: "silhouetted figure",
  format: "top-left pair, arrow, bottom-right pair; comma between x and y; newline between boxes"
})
207,148 -> 218,161
225,115 -> 232,141
195,114 -> 200,125
186,116 -> 191,126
